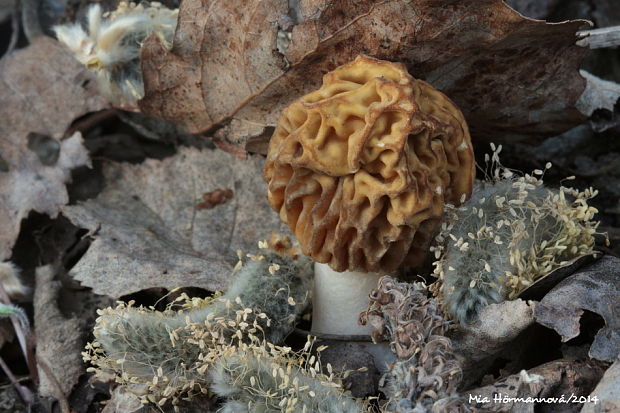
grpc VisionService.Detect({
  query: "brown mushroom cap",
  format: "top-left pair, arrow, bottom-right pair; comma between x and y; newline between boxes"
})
264,55 -> 475,273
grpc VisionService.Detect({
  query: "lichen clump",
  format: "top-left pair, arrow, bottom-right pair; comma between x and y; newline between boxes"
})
433,144 -> 600,325
360,277 -> 468,412
264,55 -> 475,273
54,2 -> 178,106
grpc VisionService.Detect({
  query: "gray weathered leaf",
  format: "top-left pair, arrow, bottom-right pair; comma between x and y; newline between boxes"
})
575,70 -> 620,132
581,356 -> 620,413
450,299 -> 536,387
534,255 -> 620,362
62,147 -> 288,298
576,71 -> 620,117
101,387 -> 143,413
35,265 -> 84,398
0,37 -> 106,261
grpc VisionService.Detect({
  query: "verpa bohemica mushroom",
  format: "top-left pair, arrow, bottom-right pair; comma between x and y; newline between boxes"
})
264,55 -> 475,336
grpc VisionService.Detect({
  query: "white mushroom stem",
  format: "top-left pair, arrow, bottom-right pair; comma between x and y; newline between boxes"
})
311,262 -> 381,336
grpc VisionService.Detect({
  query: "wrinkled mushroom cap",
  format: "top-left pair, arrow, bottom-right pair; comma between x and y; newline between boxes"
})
264,55 -> 475,273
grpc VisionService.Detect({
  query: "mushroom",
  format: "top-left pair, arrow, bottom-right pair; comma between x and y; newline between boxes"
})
264,55 -> 475,336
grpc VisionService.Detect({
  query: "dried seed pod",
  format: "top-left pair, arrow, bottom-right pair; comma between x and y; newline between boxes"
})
264,55 -> 474,273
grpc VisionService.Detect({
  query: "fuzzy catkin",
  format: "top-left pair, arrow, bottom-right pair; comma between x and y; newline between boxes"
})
92,252 -> 313,384
437,178 -> 597,325
209,350 -> 365,413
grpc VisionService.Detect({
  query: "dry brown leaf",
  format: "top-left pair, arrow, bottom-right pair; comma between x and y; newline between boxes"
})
139,0 -> 587,149
62,147 -> 289,298
534,255 -> 620,362
0,37 -> 107,261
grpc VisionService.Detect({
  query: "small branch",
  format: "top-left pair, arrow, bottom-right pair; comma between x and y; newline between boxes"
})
7,9 -> 19,55
577,26 -> 620,49
0,355 -> 34,404
20,0 -> 43,41
0,284 -> 38,386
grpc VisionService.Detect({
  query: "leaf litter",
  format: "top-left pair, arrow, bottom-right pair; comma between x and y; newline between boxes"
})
1,1 -> 620,413
139,0 -> 588,151
62,147 -> 289,298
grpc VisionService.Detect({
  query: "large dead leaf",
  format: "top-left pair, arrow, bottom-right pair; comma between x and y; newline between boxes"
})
139,0 -> 587,148
62,147 -> 288,298
0,37 -> 107,261
534,255 -> 620,362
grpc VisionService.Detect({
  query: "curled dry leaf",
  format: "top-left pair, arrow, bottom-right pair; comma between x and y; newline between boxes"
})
534,255 -> 620,362
518,254 -> 596,301
140,0 -> 587,149
360,276 -> 467,411
62,147 -> 289,298
0,37 -> 106,261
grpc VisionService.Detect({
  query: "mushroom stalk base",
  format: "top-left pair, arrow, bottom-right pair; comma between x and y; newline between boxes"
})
311,263 -> 381,336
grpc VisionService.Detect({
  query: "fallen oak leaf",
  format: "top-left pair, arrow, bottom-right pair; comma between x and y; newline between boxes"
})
62,147 -> 289,298
0,37 -> 107,261
139,0 -> 588,148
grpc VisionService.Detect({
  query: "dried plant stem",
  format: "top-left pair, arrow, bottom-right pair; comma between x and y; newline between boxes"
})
0,284 -> 37,385
0,355 -> 34,404
578,26 -> 620,49
7,8 -> 19,55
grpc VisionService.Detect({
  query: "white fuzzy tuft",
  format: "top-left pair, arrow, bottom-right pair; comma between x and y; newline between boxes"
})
53,1 -> 178,106
0,262 -> 30,300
